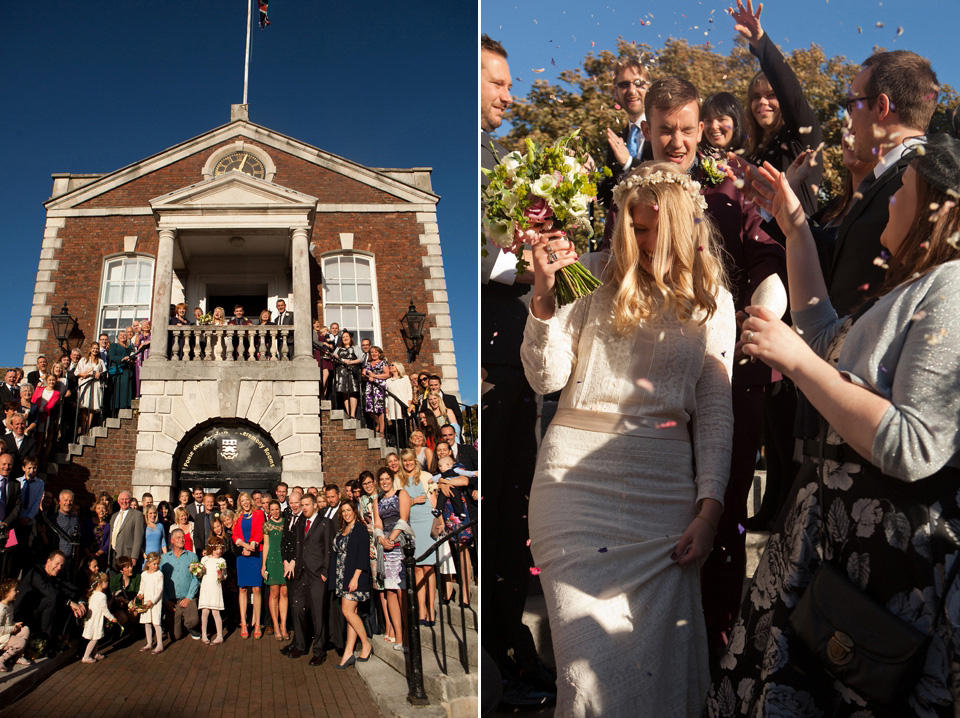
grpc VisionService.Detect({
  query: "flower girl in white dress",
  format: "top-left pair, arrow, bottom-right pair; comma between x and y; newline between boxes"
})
198,537 -> 227,644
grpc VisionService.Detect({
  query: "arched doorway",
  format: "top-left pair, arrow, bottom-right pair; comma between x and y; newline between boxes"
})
174,419 -> 282,496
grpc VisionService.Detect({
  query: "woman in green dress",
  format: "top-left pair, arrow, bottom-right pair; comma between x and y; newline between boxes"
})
260,500 -> 288,640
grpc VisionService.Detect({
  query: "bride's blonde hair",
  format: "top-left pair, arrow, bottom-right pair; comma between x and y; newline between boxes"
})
610,161 -> 727,332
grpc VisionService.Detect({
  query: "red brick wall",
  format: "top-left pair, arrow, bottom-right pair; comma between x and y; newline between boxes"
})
52,414 -> 140,506
319,412 -> 390,484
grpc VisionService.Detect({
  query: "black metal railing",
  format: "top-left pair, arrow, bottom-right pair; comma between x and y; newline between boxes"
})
400,517 -> 476,706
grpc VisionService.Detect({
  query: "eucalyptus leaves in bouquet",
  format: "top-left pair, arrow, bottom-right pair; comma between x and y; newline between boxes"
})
482,130 -> 608,306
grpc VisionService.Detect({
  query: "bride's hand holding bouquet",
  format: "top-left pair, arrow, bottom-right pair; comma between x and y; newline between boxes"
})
482,130 -> 606,306
529,232 -> 581,321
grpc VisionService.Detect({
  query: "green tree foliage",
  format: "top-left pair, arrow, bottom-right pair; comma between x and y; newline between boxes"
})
504,36 -> 958,236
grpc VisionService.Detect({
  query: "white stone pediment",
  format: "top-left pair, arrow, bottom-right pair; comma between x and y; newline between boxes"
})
150,174 -> 317,232
151,173 -> 318,210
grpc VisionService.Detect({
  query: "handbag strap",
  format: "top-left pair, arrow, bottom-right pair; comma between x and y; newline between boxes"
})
816,418 -> 960,635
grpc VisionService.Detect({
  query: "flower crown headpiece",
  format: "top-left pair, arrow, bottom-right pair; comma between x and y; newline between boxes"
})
613,170 -> 708,212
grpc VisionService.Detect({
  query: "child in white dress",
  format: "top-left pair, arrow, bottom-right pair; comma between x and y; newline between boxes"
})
198,538 -> 227,644
81,573 -> 117,664
138,552 -> 165,654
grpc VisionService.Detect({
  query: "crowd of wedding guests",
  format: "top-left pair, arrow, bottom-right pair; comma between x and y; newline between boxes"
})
0,432 -> 477,671
483,0 -> 960,713
0,324 -> 150,469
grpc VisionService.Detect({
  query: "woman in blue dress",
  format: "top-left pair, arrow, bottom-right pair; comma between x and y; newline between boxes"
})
232,492 -> 265,639
142,505 -> 167,561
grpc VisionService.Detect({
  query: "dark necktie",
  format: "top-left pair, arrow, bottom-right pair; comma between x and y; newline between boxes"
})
0,478 -> 6,520
855,172 -> 877,199
627,124 -> 640,158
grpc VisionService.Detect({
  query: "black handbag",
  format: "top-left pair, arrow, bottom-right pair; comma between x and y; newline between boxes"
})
789,424 -> 960,703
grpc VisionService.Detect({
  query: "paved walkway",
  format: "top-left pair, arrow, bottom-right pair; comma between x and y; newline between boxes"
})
0,630 -> 383,718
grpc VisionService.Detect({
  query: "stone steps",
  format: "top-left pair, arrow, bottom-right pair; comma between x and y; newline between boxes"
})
356,587 -> 479,717
322,401 -> 399,459
43,405 -> 136,477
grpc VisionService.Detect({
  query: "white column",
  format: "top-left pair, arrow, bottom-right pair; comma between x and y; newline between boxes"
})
147,228 -> 176,363
291,227 -> 312,361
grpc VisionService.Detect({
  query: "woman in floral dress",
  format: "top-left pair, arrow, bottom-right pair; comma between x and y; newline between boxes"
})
373,467 -> 411,648
706,132 -> 960,716
362,345 -> 390,436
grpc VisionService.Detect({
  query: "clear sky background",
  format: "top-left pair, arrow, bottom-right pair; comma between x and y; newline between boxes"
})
483,0 -> 960,139
2,1 -> 478,404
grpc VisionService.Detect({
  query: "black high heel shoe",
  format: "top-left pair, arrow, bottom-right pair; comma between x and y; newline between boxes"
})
440,587 -> 457,606
335,655 -> 357,670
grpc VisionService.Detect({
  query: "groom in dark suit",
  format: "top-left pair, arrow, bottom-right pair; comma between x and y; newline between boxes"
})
284,493 -> 333,665
480,34 -> 557,710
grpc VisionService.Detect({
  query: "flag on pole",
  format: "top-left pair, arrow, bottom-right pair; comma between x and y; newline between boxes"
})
259,0 -> 270,28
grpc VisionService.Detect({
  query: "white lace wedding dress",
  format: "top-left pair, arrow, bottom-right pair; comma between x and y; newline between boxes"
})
521,252 -> 735,718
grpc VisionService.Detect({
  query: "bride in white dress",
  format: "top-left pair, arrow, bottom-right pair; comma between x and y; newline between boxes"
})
521,162 -> 735,717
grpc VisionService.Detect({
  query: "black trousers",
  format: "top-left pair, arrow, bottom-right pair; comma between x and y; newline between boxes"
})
291,572 -> 328,656
17,595 -> 68,640
479,364 -> 540,674
323,582 -> 345,650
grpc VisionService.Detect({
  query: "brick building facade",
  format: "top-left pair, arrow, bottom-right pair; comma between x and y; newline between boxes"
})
24,106 -> 460,501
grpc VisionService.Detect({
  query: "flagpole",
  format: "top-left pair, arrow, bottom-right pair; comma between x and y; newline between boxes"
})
243,0 -> 252,105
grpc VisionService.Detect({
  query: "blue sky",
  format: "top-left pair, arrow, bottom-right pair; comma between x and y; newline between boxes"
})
1,1 -> 478,404
483,0 -> 960,138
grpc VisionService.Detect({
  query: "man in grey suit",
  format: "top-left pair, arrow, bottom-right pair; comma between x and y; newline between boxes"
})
273,299 -> 294,326
109,490 -> 144,571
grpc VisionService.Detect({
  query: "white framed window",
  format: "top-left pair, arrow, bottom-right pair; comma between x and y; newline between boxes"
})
321,253 -> 380,346
98,255 -> 154,340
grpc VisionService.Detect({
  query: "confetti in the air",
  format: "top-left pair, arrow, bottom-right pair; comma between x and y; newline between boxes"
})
656,421 -> 678,429
598,547 -> 608,553
808,297 -> 820,305
532,68 -> 545,73
738,523 -> 745,535
896,26 -> 904,37
530,567 -> 542,576
925,328 -> 947,345
857,283 -> 870,291
912,310 -> 928,322
799,126 -> 812,134
526,539 -> 531,546
637,378 -> 654,392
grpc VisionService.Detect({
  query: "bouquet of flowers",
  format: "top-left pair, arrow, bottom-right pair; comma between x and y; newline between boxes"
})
482,130 -> 607,306
188,561 -> 205,579
128,595 -> 148,616
215,558 -> 227,583
197,313 -> 213,326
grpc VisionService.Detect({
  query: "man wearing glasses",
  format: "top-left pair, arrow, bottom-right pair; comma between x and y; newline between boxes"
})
829,50 -> 938,316
597,56 -> 654,213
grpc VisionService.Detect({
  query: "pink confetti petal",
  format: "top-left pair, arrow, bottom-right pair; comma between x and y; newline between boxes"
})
637,378 -> 654,392
656,420 -> 677,429
530,567 -> 542,576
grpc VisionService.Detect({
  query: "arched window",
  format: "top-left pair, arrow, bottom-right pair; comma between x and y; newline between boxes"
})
321,253 -> 380,345
98,255 -> 154,340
